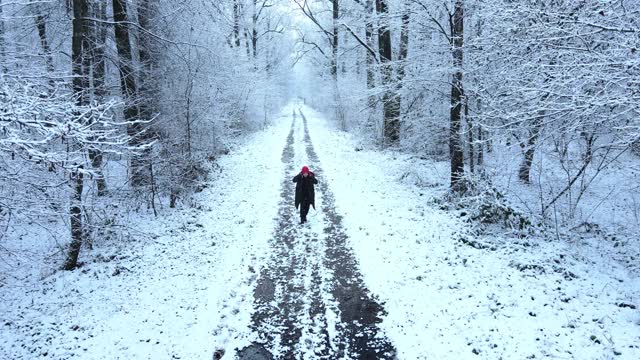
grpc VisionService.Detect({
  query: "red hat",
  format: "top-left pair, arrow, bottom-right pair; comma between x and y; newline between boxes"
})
301,166 -> 310,174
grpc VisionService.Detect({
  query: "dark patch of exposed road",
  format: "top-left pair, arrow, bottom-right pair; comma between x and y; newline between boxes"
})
238,108 -> 395,359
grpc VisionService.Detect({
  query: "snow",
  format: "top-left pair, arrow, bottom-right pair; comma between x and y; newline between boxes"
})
483,142 -> 640,275
303,104 -> 640,359
1,101 -> 639,359
0,104 -> 292,359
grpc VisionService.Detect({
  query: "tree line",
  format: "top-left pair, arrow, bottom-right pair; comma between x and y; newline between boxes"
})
294,0 -> 639,222
0,0 -> 291,270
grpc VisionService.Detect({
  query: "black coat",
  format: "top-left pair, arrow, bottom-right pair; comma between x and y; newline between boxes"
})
293,172 -> 318,209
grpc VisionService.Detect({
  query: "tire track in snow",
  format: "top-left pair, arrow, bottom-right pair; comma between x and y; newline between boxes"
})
240,112 -> 330,359
299,109 -> 395,359
239,108 -> 394,359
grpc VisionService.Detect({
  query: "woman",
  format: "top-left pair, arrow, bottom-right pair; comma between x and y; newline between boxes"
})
292,166 -> 318,224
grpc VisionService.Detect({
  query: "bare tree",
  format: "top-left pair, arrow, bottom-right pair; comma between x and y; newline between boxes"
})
518,103 -> 545,183
365,0 -> 376,113
376,0 -> 400,145
64,0 -> 89,270
32,5 -> 55,91
397,0 -> 410,94
449,0 -> 465,190
331,0 -> 339,79
89,0 -> 108,195
251,0 -> 259,57
112,0 -> 149,187
0,0 -> 6,74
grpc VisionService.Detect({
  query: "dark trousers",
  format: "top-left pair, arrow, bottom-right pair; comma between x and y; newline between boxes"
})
300,201 -> 311,222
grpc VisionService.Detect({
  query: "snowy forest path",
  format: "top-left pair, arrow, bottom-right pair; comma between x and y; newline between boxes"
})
238,107 -> 395,359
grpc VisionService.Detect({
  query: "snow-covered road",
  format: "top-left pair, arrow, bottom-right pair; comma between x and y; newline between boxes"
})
240,109 -> 394,359
2,101 -> 638,360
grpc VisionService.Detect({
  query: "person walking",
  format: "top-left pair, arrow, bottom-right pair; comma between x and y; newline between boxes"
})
292,166 -> 318,224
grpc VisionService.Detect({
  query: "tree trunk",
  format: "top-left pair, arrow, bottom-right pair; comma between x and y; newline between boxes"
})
376,0 -> 400,146
233,0 -> 241,47
396,2 -> 410,140
185,76 -> 193,158
518,87 -> 549,184
477,105 -> 484,172
92,1 -> 107,99
365,0 -> 376,112
34,11 -> 55,90
518,111 -> 544,183
397,2 -> 409,87
79,1 -> 107,195
475,18 -> 484,170
113,0 -> 147,187
89,0 -> 108,195
251,0 -> 258,57
331,0 -> 344,128
466,98 -> 474,174
137,0 -> 158,192
64,0 -> 88,271
169,190 -> 177,208
243,29 -> 252,57
0,0 -> 6,74
88,150 -> 106,195
137,0 -> 157,138
450,0 -> 465,191
71,0 -> 85,102
633,139 -> 640,156
64,167 -> 84,270
477,122 -> 484,168
80,9 -> 91,104
138,0 -> 158,119
331,0 -> 339,78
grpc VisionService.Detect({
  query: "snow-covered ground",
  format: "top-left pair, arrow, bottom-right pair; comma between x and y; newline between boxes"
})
1,101 -> 638,359
0,104 -> 293,359
304,104 -> 640,359
466,131 -> 640,281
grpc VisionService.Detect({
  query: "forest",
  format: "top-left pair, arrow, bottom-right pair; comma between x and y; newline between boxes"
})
1,0 -> 638,359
